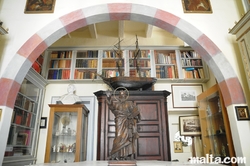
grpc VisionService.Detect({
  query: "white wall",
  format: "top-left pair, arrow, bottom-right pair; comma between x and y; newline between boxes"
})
0,0 -> 249,164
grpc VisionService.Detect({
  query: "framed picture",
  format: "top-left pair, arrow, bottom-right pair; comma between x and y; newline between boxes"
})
181,0 -> 213,13
24,0 -> 56,14
174,141 -> 183,153
235,106 -> 250,121
179,116 -> 201,136
171,84 -> 203,108
40,117 -> 47,129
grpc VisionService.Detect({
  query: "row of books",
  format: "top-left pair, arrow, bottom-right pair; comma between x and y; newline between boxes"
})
15,94 -> 35,112
47,69 -> 70,79
103,50 -> 121,58
182,68 -> 205,79
129,59 -> 150,67
12,108 -> 33,127
180,51 -> 201,58
130,69 -> 151,77
102,70 -> 123,78
129,50 -> 150,58
156,65 -> 178,79
50,60 -> 71,68
102,59 -> 124,68
76,50 -> 98,58
75,59 -> 97,68
74,70 -> 96,79
181,59 -> 202,67
154,52 -> 176,64
51,51 -> 72,59
32,61 -> 41,74
7,126 -> 32,146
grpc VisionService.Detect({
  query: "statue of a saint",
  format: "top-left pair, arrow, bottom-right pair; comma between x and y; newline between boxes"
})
106,89 -> 141,160
58,84 -> 82,104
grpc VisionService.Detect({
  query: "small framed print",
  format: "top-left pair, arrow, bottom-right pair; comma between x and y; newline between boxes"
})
40,117 -> 47,129
174,141 -> 183,153
179,116 -> 201,136
181,0 -> 213,13
171,84 -> 203,108
235,106 -> 250,121
24,0 -> 56,14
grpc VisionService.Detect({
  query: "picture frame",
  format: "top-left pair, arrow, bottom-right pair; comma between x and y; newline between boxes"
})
179,116 -> 201,136
40,117 -> 47,129
181,0 -> 213,13
174,141 -> 183,153
235,106 -> 250,121
24,0 -> 56,14
171,84 -> 203,108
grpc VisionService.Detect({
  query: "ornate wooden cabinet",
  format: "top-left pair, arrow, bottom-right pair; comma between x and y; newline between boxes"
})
94,90 -> 171,161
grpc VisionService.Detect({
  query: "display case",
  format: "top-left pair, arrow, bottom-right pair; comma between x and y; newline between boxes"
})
44,104 -> 89,163
197,84 -> 236,165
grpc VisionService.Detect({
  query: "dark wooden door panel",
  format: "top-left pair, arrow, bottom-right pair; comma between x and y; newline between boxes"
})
136,136 -> 162,160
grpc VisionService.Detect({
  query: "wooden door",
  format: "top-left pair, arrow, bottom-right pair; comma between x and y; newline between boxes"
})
135,100 -> 164,160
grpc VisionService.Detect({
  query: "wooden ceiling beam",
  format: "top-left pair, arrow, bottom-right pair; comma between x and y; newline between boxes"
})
118,21 -> 124,38
145,24 -> 153,38
88,24 -> 98,38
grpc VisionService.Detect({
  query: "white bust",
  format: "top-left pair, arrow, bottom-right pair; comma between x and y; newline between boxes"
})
58,84 -> 82,104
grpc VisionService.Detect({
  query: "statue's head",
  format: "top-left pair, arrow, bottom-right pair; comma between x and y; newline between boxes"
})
67,84 -> 76,94
118,90 -> 127,102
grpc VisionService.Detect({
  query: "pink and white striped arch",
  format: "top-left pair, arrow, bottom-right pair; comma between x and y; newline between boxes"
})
0,3 -> 246,108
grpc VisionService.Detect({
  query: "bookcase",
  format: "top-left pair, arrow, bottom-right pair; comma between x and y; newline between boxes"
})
47,50 -> 72,80
43,47 -> 209,83
74,50 -> 98,79
129,50 -> 151,77
179,50 -> 205,79
197,84 -> 236,165
4,69 -> 46,166
154,50 -> 178,79
101,50 -> 125,77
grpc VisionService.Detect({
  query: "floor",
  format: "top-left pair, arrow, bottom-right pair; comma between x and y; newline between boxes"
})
27,160 -> 221,166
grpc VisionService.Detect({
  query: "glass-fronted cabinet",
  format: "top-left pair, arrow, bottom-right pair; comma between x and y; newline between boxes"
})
44,104 -> 89,163
197,84 -> 236,165
4,69 -> 46,166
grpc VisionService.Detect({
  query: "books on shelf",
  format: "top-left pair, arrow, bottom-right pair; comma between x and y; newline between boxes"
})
51,51 -> 72,58
156,65 -> 177,79
12,108 -> 33,127
48,69 -> 70,79
74,69 -> 96,79
182,68 -> 204,79
75,59 -> 97,68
